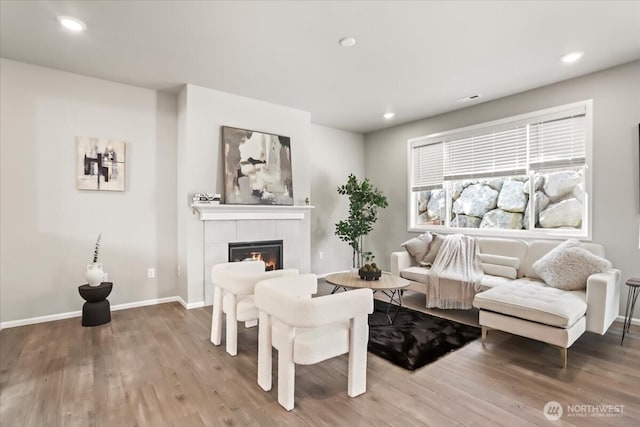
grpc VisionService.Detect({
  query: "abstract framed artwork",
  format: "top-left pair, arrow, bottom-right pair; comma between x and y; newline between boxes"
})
76,136 -> 126,191
222,126 -> 293,205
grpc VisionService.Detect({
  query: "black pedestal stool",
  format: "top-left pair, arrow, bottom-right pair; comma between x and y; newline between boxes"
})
78,282 -> 113,326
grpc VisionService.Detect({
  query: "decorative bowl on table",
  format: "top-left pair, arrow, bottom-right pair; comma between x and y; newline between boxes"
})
358,264 -> 382,281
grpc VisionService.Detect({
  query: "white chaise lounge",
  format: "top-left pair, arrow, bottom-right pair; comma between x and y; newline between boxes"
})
391,237 -> 620,367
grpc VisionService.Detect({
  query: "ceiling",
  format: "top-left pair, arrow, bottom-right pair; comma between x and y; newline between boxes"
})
1,1 -> 639,134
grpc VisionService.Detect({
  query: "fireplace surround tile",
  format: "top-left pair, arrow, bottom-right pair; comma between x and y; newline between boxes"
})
196,204 -> 312,306
206,220 -> 237,244
236,220 -> 277,242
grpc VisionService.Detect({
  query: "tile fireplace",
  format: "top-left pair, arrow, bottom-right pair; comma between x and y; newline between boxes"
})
193,203 -> 312,306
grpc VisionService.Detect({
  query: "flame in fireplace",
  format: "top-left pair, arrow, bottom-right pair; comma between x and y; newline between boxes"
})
250,252 -> 276,271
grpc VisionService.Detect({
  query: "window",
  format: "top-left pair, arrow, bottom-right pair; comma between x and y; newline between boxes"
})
408,100 -> 592,238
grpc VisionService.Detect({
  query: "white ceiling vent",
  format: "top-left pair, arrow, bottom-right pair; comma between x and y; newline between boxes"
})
456,94 -> 482,103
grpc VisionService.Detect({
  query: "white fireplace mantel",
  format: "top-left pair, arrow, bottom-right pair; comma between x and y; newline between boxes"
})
191,203 -> 314,221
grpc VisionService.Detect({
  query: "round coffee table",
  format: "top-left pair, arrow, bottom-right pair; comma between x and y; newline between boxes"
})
325,271 -> 409,324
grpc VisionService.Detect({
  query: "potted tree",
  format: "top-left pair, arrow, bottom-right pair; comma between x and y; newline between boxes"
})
335,174 -> 388,271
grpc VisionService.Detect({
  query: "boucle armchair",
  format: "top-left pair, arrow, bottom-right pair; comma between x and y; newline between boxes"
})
210,261 -> 299,356
254,274 -> 373,411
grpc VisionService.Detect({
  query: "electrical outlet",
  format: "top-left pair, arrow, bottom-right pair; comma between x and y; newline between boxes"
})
177,265 -> 181,277
147,268 -> 155,279
319,251 -> 324,260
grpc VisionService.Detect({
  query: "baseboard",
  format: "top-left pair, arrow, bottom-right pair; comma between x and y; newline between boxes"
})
616,315 -> 640,326
0,310 -> 83,329
0,296 -> 204,330
111,296 -> 179,312
176,297 -> 205,310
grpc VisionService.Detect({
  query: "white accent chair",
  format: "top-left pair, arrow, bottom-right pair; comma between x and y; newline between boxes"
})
254,273 -> 373,411
210,261 -> 299,356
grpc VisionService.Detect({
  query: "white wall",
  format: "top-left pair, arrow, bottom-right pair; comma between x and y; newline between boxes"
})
365,60 -> 640,318
0,59 -> 178,323
176,87 -> 189,303
177,84 -> 312,304
309,124 -> 365,274
9,55 -> 632,323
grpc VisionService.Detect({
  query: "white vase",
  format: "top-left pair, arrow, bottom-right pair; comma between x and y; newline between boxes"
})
86,263 -> 105,286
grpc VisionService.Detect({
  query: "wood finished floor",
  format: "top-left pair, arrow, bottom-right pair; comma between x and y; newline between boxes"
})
1,287 -> 639,426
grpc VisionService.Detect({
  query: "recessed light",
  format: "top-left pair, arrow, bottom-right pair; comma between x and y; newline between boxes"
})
57,16 -> 87,32
561,51 -> 584,64
383,112 -> 395,120
339,37 -> 356,47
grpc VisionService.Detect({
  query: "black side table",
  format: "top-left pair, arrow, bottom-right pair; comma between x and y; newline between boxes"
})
621,278 -> 640,345
78,282 -> 113,326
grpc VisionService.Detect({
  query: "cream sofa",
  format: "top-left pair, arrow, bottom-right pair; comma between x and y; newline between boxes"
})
391,237 -> 621,367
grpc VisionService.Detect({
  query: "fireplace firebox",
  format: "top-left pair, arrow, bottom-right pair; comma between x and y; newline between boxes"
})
228,240 -> 283,271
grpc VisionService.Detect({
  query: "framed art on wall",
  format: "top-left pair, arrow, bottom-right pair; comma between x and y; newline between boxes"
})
222,126 -> 293,205
76,136 -> 126,191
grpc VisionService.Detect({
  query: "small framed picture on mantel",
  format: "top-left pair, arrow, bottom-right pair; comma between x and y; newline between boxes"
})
222,126 -> 293,205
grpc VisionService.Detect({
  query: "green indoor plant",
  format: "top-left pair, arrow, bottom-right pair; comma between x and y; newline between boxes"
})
335,174 -> 388,268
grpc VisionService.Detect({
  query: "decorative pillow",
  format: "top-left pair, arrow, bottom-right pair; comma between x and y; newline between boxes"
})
422,233 -> 445,265
478,253 -> 521,270
401,232 -> 433,264
481,263 -> 517,279
533,240 -> 612,290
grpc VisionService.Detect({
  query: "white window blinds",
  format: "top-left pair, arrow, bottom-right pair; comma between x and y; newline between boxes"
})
529,109 -> 586,170
410,100 -> 590,189
411,141 -> 443,190
443,126 -> 528,180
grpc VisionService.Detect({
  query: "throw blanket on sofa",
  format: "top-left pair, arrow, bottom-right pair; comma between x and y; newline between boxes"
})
426,234 -> 484,309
